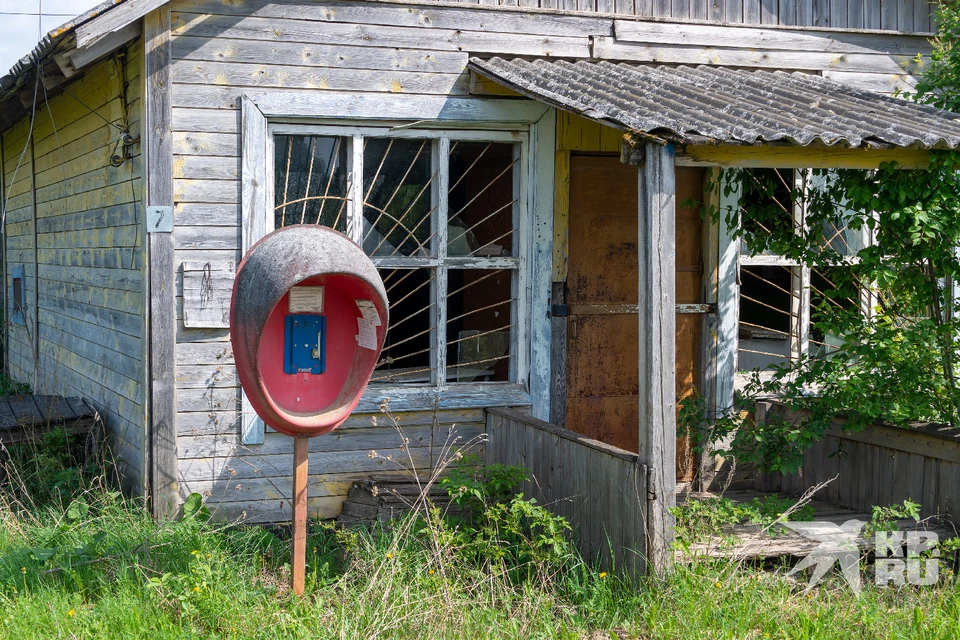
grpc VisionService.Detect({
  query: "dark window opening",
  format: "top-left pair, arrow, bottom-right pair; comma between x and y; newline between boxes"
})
12,275 -> 23,322
740,168 -> 795,255
372,268 -> 434,384
446,269 -> 514,382
447,142 -> 517,258
274,135 -> 349,231
738,265 -> 792,371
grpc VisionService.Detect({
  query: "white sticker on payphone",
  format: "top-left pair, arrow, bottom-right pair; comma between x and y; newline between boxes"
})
357,318 -> 378,350
289,286 -> 324,313
355,299 -> 381,326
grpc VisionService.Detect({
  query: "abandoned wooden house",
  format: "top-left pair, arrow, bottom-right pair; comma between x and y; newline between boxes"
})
1,0 -> 959,572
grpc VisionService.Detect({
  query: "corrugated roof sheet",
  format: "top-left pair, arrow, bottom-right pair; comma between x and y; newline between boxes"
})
0,0 -> 130,97
470,57 -> 960,149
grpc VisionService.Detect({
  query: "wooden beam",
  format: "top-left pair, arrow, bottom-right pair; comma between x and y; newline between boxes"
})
678,145 -> 931,169
529,108 -> 557,422
550,150 -> 570,426
239,95 -> 268,446
469,70 -> 524,97
52,51 -> 77,80
291,435 -> 309,596
69,21 -> 142,71
592,36 -> 928,75
1,133 -> 7,379
715,173 -> 740,417
145,5 -> 178,520
613,19 -> 932,54
637,142 -> 677,577
697,169 -> 721,492
76,0 -> 166,49
29,110 -> 38,390
552,150 -> 570,282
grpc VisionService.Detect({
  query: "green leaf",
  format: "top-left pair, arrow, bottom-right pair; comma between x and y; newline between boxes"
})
28,547 -> 56,562
66,500 -> 89,522
181,492 -> 210,522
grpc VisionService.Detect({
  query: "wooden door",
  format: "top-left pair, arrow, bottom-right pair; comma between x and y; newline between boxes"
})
565,155 -> 701,481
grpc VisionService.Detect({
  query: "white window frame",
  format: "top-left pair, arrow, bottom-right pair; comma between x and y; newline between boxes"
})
717,168 -> 875,406
269,124 -> 528,385
238,93 -> 555,444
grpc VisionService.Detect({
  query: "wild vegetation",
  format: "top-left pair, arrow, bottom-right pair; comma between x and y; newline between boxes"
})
679,2 -> 960,475
0,424 -> 958,639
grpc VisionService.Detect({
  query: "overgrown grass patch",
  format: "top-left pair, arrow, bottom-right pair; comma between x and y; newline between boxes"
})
2,431 -> 960,639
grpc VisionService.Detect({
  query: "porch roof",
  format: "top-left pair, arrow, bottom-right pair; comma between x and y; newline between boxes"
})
469,57 -> 960,151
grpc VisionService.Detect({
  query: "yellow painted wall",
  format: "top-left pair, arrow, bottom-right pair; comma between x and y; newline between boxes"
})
1,42 -> 146,493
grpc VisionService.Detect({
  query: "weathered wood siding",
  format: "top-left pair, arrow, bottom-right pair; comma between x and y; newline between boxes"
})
430,0 -> 933,31
172,0 -> 937,32
486,407 -> 647,575
754,404 -> 960,522
168,0 -> 930,520
2,43 -> 146,491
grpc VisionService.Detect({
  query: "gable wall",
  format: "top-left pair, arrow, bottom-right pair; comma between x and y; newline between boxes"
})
432,0 -> 934,30
168,0 -> 931,521
3,42 -> 146,493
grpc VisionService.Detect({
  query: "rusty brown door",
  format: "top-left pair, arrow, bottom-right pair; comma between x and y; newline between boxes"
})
565,155 -> 701,481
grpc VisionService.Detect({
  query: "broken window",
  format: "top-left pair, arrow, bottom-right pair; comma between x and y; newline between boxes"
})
273,130 -> 523,386
734,169 -> 869,375
736,169 -> 803,373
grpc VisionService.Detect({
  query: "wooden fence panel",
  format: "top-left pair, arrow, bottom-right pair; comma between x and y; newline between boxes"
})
485,407 -> 648,576
754,404 -> 960,522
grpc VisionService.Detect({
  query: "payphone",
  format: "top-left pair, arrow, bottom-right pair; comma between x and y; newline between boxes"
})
230,224 -> 388,594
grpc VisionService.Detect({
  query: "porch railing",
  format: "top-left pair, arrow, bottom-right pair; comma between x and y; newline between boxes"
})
484,408 -> 648,576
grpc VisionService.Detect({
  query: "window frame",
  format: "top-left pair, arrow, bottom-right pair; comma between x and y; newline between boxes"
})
238,93 -> 556,443
10,264 -> 24,327
267,124 -> 529,387
719,169 -> 876,398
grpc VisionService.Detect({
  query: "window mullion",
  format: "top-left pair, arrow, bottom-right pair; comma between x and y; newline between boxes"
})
792,170 -> 811,361
433,137 -> 450,387
348,134 -> 364,244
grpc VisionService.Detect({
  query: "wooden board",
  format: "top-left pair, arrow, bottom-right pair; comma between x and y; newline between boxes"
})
564,154 -> 700,481
485,408 -> 647,576
146,6 -> 179,518
181,260 -> 235,328
0,395 -> 96,445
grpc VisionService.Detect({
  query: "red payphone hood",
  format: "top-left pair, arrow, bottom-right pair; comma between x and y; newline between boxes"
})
230,225 -> 388,437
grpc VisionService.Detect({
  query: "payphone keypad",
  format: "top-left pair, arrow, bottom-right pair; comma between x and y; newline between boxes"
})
284,314 -> 326,375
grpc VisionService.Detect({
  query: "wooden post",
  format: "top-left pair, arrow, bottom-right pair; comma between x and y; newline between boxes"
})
145,5 -> 178,519
291,435 -> 309,596
637,142 -> 677,577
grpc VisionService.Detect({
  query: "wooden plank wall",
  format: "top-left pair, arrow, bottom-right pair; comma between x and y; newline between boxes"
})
436,0 -> 933,30
486,407 -> 647,575
2,43 -> 147,492
167,0 -> 931,520
754,407 -> 960,523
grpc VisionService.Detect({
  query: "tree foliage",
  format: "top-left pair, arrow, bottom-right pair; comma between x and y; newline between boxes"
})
692,3 -> 960,473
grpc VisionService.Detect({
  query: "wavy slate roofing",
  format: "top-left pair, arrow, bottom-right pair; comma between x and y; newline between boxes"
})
470,57 -> 960,149
0,0 -> 130,98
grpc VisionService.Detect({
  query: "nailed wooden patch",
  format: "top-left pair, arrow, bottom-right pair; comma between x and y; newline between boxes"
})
182,260 -> 235,328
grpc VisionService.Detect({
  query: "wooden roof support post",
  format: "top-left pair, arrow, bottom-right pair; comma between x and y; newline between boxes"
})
145,5 -> 178,519
637,141 -> 677,577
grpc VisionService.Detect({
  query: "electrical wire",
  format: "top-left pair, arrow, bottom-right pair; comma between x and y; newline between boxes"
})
0,12 -> 75,16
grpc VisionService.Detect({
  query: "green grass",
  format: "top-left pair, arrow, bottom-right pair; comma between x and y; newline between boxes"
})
2,434 -> 960,639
